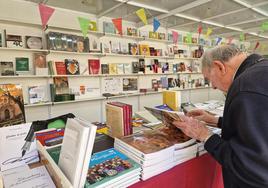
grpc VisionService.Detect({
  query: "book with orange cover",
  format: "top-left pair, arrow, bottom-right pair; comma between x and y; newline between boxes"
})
139,44 -> 150,56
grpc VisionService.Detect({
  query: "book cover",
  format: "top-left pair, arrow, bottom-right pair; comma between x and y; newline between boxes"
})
106,103 -> 124,137
6,34 -> 23,48
101,64 -> 109,74
0,84 -> 25,127
15,57 -> 29,72
162,62 -> 169,73
89,35 -> 101,52
103,22 -> 116,34
160,77 -> 168,89
128,43 -> 138,55
117,64 -> 124,74
77,36 -> 89,53
102,42 -> 111,54
123,64 -> 131,74
158,33 -> 165,40
127,27 -> 137,36
28,85 -> 48,104
162,90 -> 181,111
123,78 -> 138,92
109,63 -> 117,74
33,53 -> 47,75
85,148 -> 140,187
88,59 -> 100,74
139,44 -> 150,56
120,42 -> 129,54
35,128 -> 65,148
53,77 -> 69,95
111,41 -> 120,54
55,61 -> 67,75
149,31 -> 158,39
89,21 -> 97,31
25,36 -> 43,49
0,61 -> 14,76
139,59 -> 145,73
71,85 -> 100,100
132,61 -> 139,73
65,59 -> 80,75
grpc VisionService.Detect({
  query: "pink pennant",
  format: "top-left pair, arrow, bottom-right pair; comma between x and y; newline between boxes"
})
172,31 -> 178,44
39,4 -> 55,30
112,18 -> 122,35
254,42 -> 260,51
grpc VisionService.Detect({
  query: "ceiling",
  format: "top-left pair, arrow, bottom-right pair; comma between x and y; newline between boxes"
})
24,0 -> 268,53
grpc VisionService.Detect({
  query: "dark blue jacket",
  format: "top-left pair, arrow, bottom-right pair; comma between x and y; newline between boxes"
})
205,54 -> 268,188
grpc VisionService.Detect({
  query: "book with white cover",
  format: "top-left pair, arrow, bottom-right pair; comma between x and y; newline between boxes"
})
58,118 -> 97,188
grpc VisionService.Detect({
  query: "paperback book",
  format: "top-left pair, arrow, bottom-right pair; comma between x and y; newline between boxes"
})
65,59 -> 80,75
0,61 -> 14,76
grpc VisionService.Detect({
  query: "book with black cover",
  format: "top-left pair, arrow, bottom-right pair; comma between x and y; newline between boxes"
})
65,59 -> 80,75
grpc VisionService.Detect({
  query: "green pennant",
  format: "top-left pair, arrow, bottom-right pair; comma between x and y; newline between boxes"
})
261,21 -> 268,32
239,33 -> 245,41
186,33 -> 192,43
78,17 -> 89,38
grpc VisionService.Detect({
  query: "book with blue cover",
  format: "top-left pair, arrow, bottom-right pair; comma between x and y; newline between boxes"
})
85,148 -> 140,187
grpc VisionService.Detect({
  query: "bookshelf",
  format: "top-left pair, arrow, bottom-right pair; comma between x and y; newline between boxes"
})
0,7 -> 225,123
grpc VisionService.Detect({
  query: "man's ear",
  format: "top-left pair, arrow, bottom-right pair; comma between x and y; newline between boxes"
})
212,60 -> 226,75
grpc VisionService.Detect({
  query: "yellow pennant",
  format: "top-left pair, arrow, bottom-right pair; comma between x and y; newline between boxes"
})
136,8 -> 148,25
206,28 -> 213,37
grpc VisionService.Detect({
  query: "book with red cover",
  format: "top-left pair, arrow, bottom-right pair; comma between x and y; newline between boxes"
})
88,59 -> 100,74
35,128 -> 65,147
55,61 -> 66,75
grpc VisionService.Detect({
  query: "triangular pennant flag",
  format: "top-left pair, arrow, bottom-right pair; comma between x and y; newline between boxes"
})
228,37 -> 233,44
112,17 -> 122,35
206,27 -> 213,37
38,3 -> 55,30
153,18 -> 160,32
136,8 -> 147,25
78,17 -> 89,38
261,22 -> 268,32
216,37 -> 222,45
198,25 -> 202,35
239,33 -> 245,41
186,33 -> 192,43
254,41 -> 260,51
172,31 -> 178,44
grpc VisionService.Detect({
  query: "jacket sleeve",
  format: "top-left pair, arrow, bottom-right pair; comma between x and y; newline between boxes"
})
204,92 -> 268,187
217,117 -> 223,128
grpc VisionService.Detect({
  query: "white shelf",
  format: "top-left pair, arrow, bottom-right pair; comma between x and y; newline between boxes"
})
49,50 -> 104,56
52,96 -> 105,105
0,47 -> 48,53
0,75 -> 50,78
143,37 -> 173,44
104,53 -> 143,58
103,33 -> 144,40
24,102 -> 53,107
173,56 -> 201,60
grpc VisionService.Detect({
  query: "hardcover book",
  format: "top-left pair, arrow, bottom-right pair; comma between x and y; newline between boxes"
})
15,57 -> 29,72
0,61 -> 14,76
35,128 -> 65,148
25,36 -> 43,49
117,64 -> 124,74
139,44 -> 150,56
0,84 -> 25,127
88,59 -> 100,74
85,148 -> 140,188
89,21 -> 97,31
109,63 -> 117,74
149,31 -> 158,39
28,85 -> 48,104
101,64 -> 109,74
127,27 -> 138,36
89,35 -> 101,53
123,78 -> 138,92
65,59 -> 80,75
33,53 -> 47,75
6,34 -> 23,48
53,77 -> 69,95
55,61 -> 67,75
103,22 -> 116,34
128,43 -> 138,55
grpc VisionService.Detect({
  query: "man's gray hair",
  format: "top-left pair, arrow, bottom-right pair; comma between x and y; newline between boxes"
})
201,45 -> 241,70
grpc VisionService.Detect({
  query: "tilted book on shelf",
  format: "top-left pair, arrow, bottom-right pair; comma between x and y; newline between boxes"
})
0,84 -> 25,127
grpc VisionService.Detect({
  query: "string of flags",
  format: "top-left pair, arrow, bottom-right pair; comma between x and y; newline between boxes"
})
38,4 -> 267,52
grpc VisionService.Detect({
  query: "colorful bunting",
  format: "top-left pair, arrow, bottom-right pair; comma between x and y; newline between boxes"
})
261,21 -> 268,32
216,37 -> 222,46
198,25 -> 202,38
38,3 -> 55,30
112,17 -> 123,35
254,41 -> 260,51
153,18 -> 161,32
172,31 -> 178,44
206,27 -> 213,37
78,17 -> 89,38
136,8 -> 148,25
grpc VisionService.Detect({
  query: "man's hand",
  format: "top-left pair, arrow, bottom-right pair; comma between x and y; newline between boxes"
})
173,116 -> 212,142
187,109 -> 219,125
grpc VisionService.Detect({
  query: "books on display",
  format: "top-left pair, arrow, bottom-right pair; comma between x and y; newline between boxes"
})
28,85 -> 49,104
58,118 -> 97,188
65,59 -> 80,75
0,61 -> 14,76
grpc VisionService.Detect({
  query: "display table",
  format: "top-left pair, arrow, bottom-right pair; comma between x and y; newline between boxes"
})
130,154 -> 224,188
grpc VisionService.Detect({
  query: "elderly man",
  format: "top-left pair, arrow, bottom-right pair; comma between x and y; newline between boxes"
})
173,45 -> 268,188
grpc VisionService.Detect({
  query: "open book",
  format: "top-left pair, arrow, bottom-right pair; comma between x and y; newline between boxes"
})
144,107 -> 184,127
